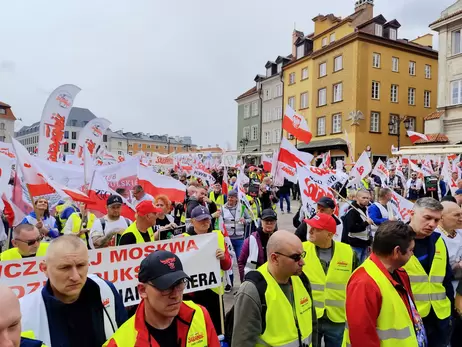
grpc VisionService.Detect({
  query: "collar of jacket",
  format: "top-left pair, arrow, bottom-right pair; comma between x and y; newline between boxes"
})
42,276 -> 101,307
369,253 -> 409,291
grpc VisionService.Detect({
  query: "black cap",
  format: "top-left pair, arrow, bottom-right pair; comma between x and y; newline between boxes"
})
107,194 -> 123,206
138,250 -> 190,290
317,197 -> 336,209
191,205 -> 211,221
261,209 -> 277,221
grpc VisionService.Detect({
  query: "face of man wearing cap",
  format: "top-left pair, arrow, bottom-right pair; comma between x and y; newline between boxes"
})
308,227 -> 332,247
143,212 -> 158,227
262,219 -> 277,234
228,194 -> 238,207
316,205 -> 334,215
107,203 -> 122,220
192,217 -> 211,234
139,280 -> 185,318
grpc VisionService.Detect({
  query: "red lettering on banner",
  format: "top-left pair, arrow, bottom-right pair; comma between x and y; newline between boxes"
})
10,286 -> 25,298
185,239 -> 199,252
4,263 -> 22,278
90,252 -> 102,266
44,113 -> 65,162
86,139 -> 96,155
23,261 -> 38,276
129,248 -> 143,260
109,241 -> 198,263
309,167 -> 330,176
282,166 -> 295,176
303,178 -> 329,202
356,166 -> 364,175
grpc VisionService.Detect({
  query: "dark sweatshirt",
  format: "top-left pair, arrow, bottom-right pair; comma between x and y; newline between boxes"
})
342,201 -> 371,248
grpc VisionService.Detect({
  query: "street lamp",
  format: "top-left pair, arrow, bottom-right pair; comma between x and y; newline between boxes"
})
240,138 -> 249,153
388,116 -> 411,150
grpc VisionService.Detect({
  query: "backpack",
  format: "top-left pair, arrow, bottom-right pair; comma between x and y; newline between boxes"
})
100,217 -> 131,245
224,270 -> 312,344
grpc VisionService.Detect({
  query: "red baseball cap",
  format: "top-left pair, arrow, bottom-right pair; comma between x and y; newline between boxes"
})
305,213 -> 336,234
136,200 -> 162,216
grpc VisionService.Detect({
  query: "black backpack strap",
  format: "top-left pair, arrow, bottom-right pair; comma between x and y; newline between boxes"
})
124,218 -> 131,226
298,272 -> 313,298
244,271 -> 268,333
99,218 -> 106,232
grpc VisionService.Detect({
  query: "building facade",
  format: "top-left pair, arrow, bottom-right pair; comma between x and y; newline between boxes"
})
283,0 -> 438,164
428,0 -> 462,144
235,87 -> 261,154
0,102 -> 16,143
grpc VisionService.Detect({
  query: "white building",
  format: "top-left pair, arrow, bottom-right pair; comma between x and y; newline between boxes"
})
0,102 -> 16,143
429,1 -> 462,144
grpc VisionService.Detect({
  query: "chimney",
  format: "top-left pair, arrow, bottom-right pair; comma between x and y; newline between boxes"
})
352,0 -> 374,26
292,30 -> 304,58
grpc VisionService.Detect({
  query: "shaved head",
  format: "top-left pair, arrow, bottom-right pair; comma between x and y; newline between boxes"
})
440,201 -> 462,231
441,201 -> 460,214
267,230 -> 301,257
0,285 -> 21,347
45,235 -> 87,262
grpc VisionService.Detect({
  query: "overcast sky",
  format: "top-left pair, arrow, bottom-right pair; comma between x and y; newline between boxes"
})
0,0 -> 455,149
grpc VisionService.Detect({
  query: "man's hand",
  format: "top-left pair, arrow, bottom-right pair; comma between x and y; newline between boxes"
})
36,221 -> 43,229
78,229 -> 89,237
239,217 -> 246,224
167,223 -> 178,229
366,218 -> 374,225
212,210 -> 221,218
216,249 -> 225,260
389,217 -> 397,222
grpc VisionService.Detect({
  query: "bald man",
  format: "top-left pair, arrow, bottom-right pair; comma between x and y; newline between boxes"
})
19,235 -> 127,347
0,285 -> 45,346
231,231 -> 317,347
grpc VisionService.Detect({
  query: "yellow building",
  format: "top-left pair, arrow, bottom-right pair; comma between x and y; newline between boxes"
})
283,0 -> 438,165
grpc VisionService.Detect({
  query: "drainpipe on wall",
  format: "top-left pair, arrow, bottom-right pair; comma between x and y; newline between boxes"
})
280,70 -> 284,152
258,81 -> 263,159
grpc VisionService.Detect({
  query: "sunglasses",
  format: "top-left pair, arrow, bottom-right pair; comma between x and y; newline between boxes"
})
15,236 -> 43,246
275,251 -> 306,262
149,278 -> 188,297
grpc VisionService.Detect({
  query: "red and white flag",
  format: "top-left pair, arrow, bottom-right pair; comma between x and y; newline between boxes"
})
407,131 -> 429,144
222,166 -> 228,194
282,105 -> 312,144
138,166 -> 186,203
319,151 -> 331,169
372,159 -> 389,183
261,154 -> 272,172
349,151 -> 372,186
277,138 -> 313,183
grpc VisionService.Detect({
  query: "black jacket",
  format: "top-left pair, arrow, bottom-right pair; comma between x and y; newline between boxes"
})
342,201 -> 371,248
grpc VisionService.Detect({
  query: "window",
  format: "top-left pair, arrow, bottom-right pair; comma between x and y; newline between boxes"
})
407,117 -> 416,131
389,28 -> 397,40
300,92 -> 309,109
251,125 -> 259,141
317,117 -> 326,136
334,56 -> 343,72
243,126 -> 250,139
322,37 -> 328,47
409,61 -> 416,76
425,65 -> 431,79
318,88 -> 327,106
266,67 -> 272,77
391,84 -> 399,103
333,83 -> 343,102
264,88 -> 271,101
452,80 -> 462,105
319,62 -> 327,77
332,114 -> 342,133
63,143 -> 69,152
288,96 -> 295,109
103,135 -> 107,142
277,63 -> 283,73
452,30 -> 461,55
118,141 -> 122,146
424,90 -> 431,108
372,81 -> 380,100
330,33 -> 336,43
372,53 -> 381,68
273,129 -> 281,144
275,107 -> 283,120
289,72 -> 296,84
392,57 -> 399,72
71,143 -> 76,150
389,115 -> 399,135
244,104 -> 250,118
263,131 -> 271,145
71,131 -> 77,140
370,112 -> 380,132
0,123 -> 5,130
301,68 -> 309,80
0,108 -> 5,115
64,131 -> 69,139
263,111 -> 271,123
252,101 -> 258,116
275,84 -> 283,97
375,24 -> 383,37
296,45 -> 304,59
118,150 -> 122,155
408,88 -> 416,105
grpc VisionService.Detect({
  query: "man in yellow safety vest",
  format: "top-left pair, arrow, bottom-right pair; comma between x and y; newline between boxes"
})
303,213 -> 356,347
344,221 -> 423,347
209,183 -> 227,210
0,224 -> 49,261
63,203 -> 97,249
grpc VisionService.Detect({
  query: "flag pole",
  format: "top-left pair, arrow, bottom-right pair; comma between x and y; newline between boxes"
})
329,187 -> 376,226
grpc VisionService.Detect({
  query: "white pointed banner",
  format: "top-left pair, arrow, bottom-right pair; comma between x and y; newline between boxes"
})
390,191 -> 414,223
76,117 -> 111,159
349,151 -> 372,186
372,158 -> 389,183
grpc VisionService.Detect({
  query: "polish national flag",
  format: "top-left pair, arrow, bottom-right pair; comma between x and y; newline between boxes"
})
407,131 -> 429,144
222,166 -> 229,194
278,137 -> 314,169
261,154 -> 272,172
282,105 -> 312,144
138,166 -> 186,203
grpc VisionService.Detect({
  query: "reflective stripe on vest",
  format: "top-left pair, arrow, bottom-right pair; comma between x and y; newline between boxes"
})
403,237 -> 451,319
256,263 -> 313,347
244,234 -> 259,275
342,258 -> 417,347
119,222 -> 154,245
0,243 -> 49,261
348,209 -> 371,241
302,241 -> 353,322
209,191 -> 225,209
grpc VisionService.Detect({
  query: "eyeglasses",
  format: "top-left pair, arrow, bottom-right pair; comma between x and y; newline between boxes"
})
149,278 -> 188,296
15,236 -> 43,246
275,251 -> 306,262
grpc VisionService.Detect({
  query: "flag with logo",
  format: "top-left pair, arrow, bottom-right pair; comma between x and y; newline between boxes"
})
372,159 -> 389,184
348,151 -> 372,187
276,137 -> 313,183
282,105 -> 312,144
76,118 -> 111,160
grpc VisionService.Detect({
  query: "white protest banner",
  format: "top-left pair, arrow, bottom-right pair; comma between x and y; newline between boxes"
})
372,158 -> 389,183
192,168 -> 216,184
0,233 -> 221,307
151,153 -> 175,169
442,156 -> 458,195
390,191 -> 414,223
221,153 -> 237,167
0,142 -> 16,163
303,166 -> 348,187
348,151 -> 372,187
76,117 -> 111,159
38,84 -> 81,161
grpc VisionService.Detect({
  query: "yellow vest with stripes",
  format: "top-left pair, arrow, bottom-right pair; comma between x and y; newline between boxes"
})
257,263 -> 313,347
343,258 -> 417,347
302,241 -> 353,322
69,213 -> 96,242
103,301 -> 207,346
118,222 -> 155,245
209,191 -> 225,209
0,243 -> 49,261
403,236 -> 451,319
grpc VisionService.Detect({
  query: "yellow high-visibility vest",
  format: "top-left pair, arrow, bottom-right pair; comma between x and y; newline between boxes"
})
103,301 -> 207,346
0,243 -> 49,261
209,191 -> 225,209
302,241 -> 353,322
403,237 -> 451,319
343,258 -> 418,347
256,263 -> 313,347
69,212 -> 96,243
118,222 -> 155,245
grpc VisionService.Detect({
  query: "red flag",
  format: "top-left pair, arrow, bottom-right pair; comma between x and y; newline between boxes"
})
407,131 -> 429,144
278,137 -> 313,169
261,154 -> 272,172
282,105 -> 312,144
222,166 -> 228,194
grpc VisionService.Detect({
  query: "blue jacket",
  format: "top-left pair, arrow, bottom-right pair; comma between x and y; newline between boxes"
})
440,180 -> 447,197
42,276 -> 127,346
20,336 -> 44,347
21,212 -> 59,239
367,204 -> 389,225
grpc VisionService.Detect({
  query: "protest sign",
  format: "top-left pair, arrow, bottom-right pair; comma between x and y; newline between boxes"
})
192,168 -> 216,184
303,166 -> 348,187
390,191 -> 414,223
0,233 -> 221,307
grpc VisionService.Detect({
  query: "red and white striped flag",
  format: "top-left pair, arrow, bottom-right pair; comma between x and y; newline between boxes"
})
278,137 -> 313,169
282,105 -> 312,144
407,131 -> 429,144
261,154 -> 272,172
138,166 -> 186,203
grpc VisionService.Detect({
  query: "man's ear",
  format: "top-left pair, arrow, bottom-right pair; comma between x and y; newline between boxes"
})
138,283 -> 148,299
11,239 -> 17,248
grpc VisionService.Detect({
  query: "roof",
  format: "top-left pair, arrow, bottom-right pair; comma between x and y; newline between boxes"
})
235,86 -> 257,101
415,133 -> 449,144
66,107 -> 96,126
297,138 -> 347,150
0,101 -> 16,121
430,8 -> 462,27
424,110 -> 445,121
